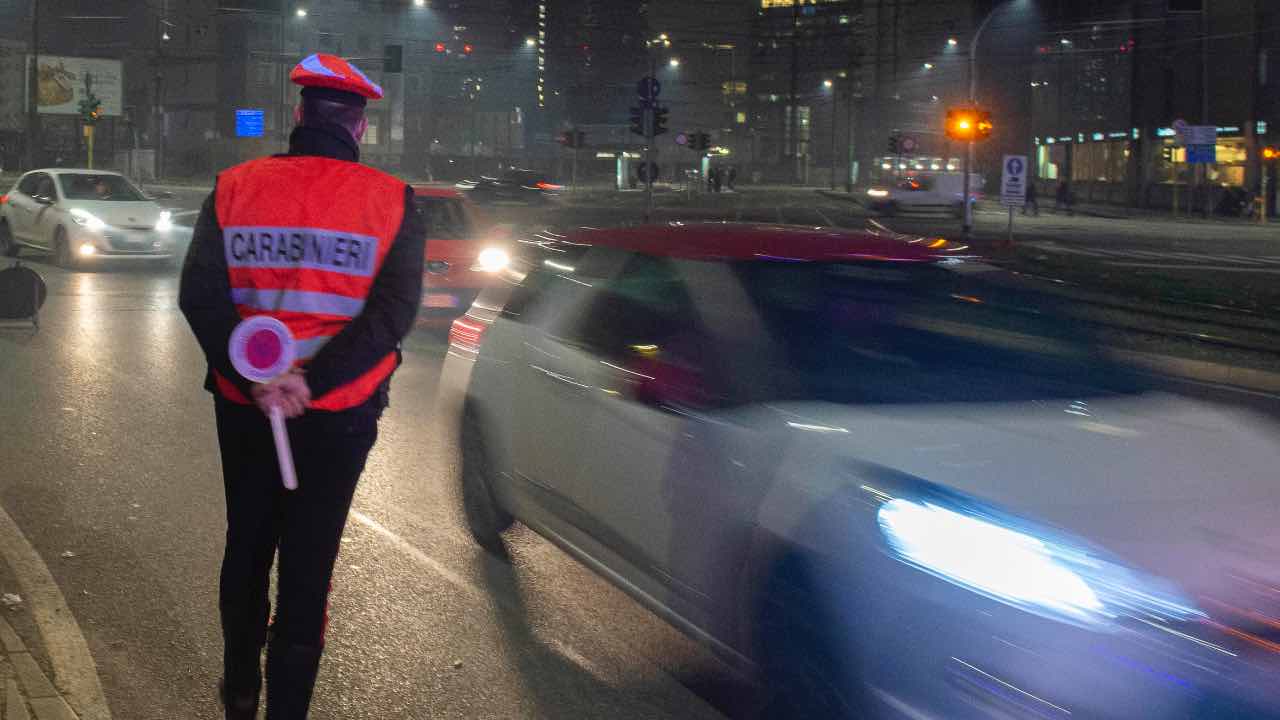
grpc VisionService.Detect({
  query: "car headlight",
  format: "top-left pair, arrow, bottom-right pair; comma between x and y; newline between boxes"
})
69,208 -> 106,231
474,247 -> 510,273
877,497 -> 1202,630
155,211 -> 173,233
866,188 -> 890,198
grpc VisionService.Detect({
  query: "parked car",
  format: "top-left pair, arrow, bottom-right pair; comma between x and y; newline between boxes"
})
441,222 -> 1280,719
413,186 -> 514,324
866,172 -> 982,217
455,170 -> 562,205
0,169 -> 180,268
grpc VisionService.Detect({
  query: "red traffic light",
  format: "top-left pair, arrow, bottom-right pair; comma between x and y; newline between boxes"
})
463,43 -> 473,55
434,42 -> 446,53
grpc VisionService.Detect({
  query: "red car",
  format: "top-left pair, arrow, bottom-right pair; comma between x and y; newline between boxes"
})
412,185 -> 512,325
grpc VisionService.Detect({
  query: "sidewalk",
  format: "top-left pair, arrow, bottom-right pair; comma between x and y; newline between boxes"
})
0,613 -> 79,720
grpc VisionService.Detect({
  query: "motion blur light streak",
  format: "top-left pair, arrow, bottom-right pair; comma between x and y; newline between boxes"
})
879,499 -> 1105,623
785,421 -> 849,434
878,499 -> 1205,630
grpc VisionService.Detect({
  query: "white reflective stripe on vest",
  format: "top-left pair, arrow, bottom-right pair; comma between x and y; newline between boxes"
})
294,335 -> 334,360
230,288 -> 366,318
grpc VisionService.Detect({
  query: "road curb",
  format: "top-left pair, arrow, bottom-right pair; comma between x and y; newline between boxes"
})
0,506 -> 110,720
0,617 -> 81,719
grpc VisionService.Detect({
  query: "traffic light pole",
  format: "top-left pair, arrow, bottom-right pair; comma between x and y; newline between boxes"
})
963,8 -> 999,238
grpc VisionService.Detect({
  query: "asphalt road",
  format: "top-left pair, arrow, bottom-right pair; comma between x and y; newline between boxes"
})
0,258 -> 742,720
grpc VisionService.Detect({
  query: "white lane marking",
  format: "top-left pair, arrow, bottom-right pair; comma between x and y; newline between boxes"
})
0,504 -> 111,719
349,510 -> 478,599
347,510 -> 609,678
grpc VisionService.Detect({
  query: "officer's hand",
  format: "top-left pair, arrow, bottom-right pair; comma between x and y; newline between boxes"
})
270,370 -> 312,418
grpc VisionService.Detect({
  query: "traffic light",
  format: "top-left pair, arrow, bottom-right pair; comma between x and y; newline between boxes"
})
945,107 -> 993,142
888,133 -> 899,154
630,106 -> 645,136
1264,146 -> 1280,161
653,106 -> 669,136
463,43 -> 474,55
78,95 -> 103,125
434,42 -> 446,53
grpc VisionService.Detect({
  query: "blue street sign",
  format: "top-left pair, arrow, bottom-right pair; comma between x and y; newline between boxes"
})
1005,157 -> 1024,176
235,109 -> 265,138
1186,144 -> 1216,164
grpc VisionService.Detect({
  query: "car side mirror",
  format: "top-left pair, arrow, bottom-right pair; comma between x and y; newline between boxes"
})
425,260 -> 450,275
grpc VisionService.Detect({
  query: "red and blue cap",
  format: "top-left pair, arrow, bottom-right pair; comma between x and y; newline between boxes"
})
290,53 -> 383,104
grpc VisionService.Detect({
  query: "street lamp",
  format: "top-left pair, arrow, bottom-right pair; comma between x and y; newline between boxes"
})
295,7 -> 307,18
525,37 -> 536,48
922,62 -> 934,70
668,57 -> 680,68
414,0 -> 426,6
947,37 -> 959,47
822,79 -> 833,89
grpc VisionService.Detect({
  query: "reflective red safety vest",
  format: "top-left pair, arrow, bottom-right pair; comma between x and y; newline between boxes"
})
213,155 -> 407,411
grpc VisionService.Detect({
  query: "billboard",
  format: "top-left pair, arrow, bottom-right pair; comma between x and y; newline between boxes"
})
27,55 -> 123,116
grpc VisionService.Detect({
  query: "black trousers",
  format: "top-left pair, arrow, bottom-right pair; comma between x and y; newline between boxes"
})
215,399 -> 378,718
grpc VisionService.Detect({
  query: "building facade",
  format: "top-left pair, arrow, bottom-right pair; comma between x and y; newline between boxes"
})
1030,0 -> 1280,210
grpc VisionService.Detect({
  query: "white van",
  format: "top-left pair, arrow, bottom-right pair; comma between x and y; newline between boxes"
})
865,172 -> 983,217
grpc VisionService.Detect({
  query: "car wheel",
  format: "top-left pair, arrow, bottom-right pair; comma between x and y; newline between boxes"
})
459,402 -> 515,557
755,552 -> 864,720
54,227 -> 78,270
0,221 -> 17,258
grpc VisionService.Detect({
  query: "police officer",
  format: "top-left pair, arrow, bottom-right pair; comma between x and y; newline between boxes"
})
179,54 -> 424,719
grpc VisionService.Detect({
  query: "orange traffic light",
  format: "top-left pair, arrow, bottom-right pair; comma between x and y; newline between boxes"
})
946,107 -> 993,142
1264,146 -> 1280,160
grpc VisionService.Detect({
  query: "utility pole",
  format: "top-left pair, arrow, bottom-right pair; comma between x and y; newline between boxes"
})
789,0 -> 800,183
828,92 -> 837,189
1200,5 -> 1210,218
26,0 -> 39,169
645,53 -> 656,221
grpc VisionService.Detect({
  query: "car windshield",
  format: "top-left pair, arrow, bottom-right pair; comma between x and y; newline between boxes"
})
415,196 -> 470,239
736,261 -> 1148,405
58,174 -> 146,202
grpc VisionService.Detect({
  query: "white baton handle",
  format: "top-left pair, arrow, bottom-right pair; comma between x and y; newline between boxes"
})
269,405 -> 298,491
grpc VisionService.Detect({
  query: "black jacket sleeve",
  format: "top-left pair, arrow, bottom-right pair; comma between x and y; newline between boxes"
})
304,186 -> 425,399
178,187 -> 255,399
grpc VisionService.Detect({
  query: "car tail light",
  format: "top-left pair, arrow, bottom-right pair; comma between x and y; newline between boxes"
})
0,194 -> 8,204
535,182 -> 563,191
448,315 -> 487,353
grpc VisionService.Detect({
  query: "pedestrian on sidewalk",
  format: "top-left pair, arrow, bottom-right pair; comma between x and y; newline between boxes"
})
179,53 -> 424,720
1054,180 -> 1073,215
1022,181 -> 1039,216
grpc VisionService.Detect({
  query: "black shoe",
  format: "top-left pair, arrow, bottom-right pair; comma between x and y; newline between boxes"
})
219,678 -> 260,720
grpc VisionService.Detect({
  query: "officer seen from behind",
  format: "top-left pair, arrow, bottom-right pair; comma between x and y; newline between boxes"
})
179,54 -> 425,719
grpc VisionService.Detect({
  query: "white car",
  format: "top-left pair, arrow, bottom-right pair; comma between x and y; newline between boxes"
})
442,223 -> 1280,719
866,172 -> 983,217
0,169 -> 179,268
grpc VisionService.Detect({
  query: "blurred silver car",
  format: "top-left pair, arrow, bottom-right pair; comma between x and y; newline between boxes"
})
442,223 -> 1280,719
0,169 -> 180,268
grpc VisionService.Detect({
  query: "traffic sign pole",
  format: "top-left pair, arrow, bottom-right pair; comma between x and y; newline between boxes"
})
644,58 -> 657,222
